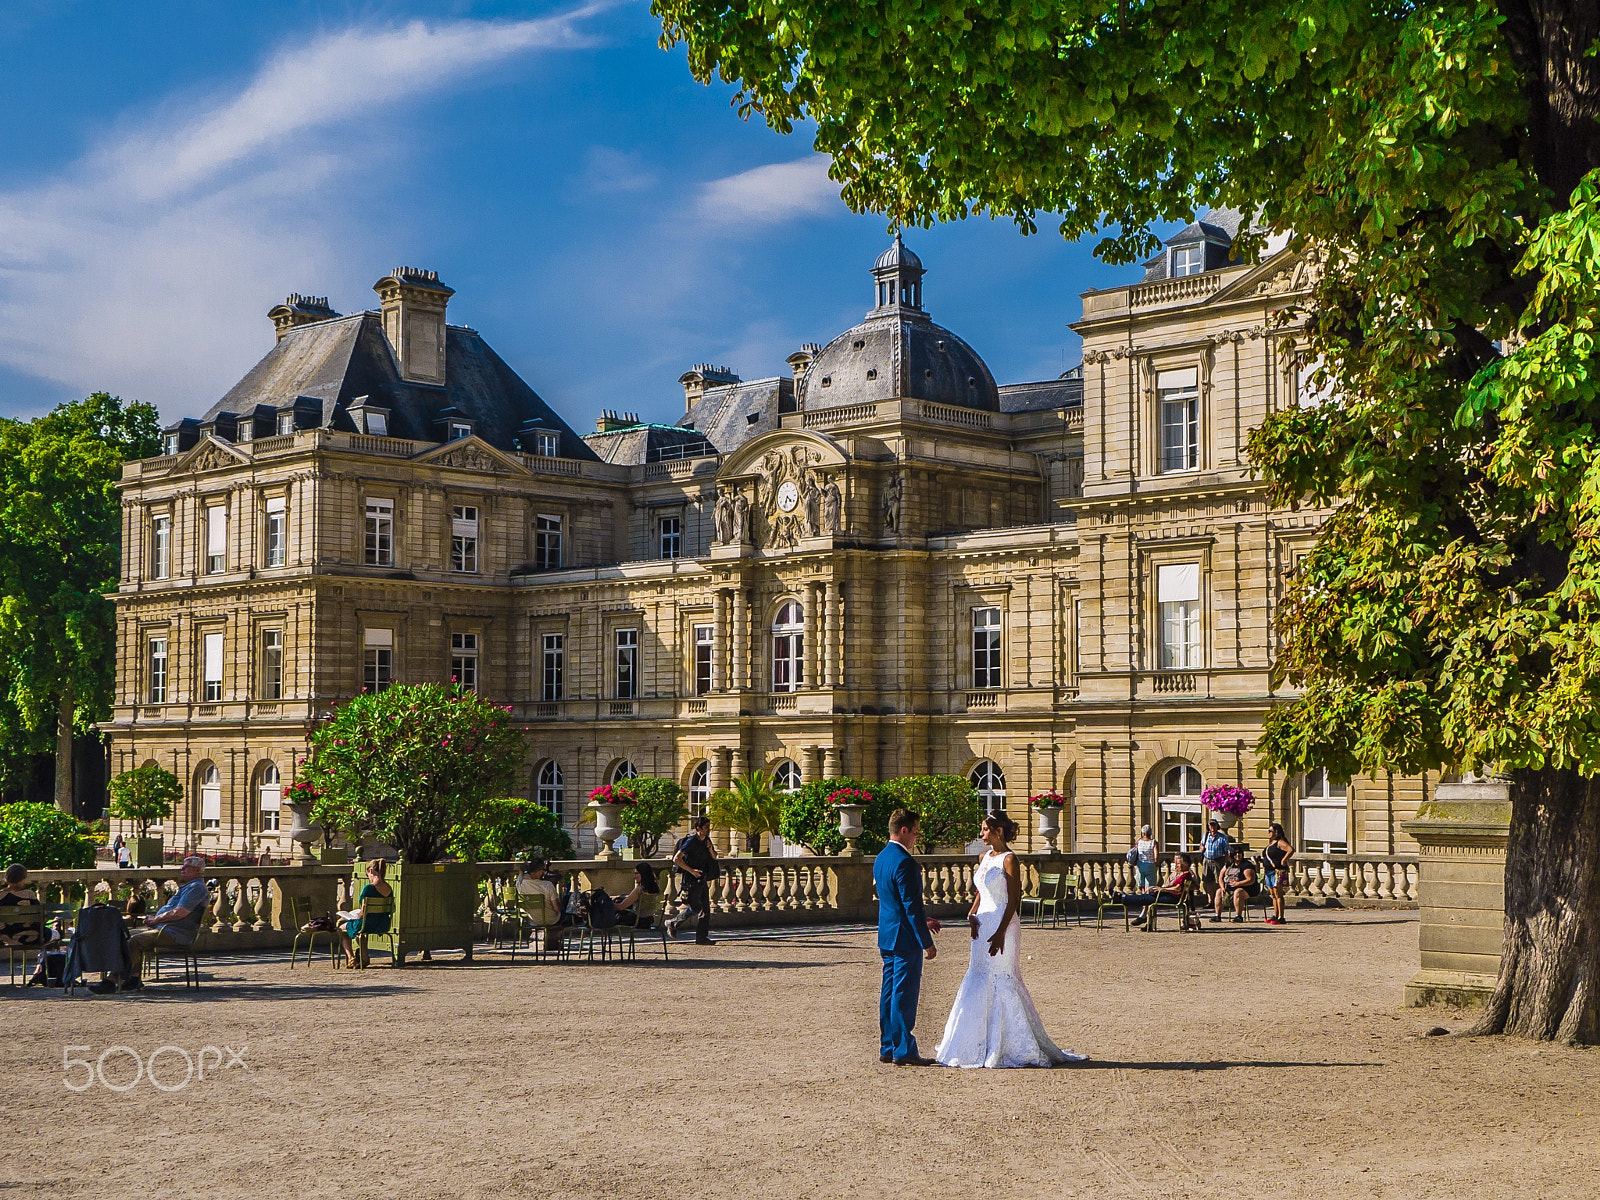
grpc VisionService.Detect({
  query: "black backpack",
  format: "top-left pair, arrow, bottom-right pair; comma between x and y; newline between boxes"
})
586,888 -> 618,929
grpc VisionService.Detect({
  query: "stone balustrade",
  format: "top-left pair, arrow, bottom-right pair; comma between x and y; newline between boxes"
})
23,848 -> 1418,956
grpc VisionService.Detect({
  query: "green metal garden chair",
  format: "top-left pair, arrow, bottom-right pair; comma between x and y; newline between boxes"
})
289,894 -> 337,967
1,901 -> 46,985
513,891 -> 566,963
625,893 -> 669,962
344,891 -> 396,968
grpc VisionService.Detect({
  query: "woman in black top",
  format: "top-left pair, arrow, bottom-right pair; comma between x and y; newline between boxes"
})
0,863 -> 41,946
611,862 -> 661,928
1263,823 -> 1295,925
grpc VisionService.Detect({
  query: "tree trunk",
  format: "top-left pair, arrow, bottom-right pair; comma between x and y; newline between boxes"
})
1469,767 -> 1600,1043
53,688 -> 73,815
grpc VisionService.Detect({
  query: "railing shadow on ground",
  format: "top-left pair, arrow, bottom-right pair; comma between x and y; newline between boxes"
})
1075,1059 -> 1388,1071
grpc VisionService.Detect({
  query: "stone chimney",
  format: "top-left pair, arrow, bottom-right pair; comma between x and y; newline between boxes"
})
595,410 -> 642,433
678,363 -> 740,412
786,343 -> 820,383
373,267 -> 454,386
267,294 -> 340,342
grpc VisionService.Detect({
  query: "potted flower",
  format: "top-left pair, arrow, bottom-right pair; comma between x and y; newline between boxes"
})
586,782 -> 638,859
826,786 -> 872,855
1029,790 -> 1067,853
1200,784 -> 1255,830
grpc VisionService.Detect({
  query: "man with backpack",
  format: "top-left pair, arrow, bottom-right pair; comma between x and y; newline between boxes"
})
668,816 -> 719,945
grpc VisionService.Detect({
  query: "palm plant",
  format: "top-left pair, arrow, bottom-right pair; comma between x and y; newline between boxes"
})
708,771 -> 783,853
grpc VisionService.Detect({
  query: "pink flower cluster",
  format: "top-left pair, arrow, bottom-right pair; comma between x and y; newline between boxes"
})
1029,790 -> 1066,809
588,783 -> 638,806
1201,784 -> 1256,816
825,787 -> 871,806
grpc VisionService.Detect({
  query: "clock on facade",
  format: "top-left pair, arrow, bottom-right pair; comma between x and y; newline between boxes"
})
776,481 -> 800,513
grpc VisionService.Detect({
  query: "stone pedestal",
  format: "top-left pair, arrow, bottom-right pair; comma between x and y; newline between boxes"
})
1400,777 -> 1511,1007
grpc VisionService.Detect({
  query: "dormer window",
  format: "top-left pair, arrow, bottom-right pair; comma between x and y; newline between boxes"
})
534,431 -> 558,457
163,433 -> 179,456
238,421 -> 254,443
1170,244 -> 1205,277
449,421 -> 472,441
866,369 -> 877,380
276,412 -> 296,435
365,410 -> 388,436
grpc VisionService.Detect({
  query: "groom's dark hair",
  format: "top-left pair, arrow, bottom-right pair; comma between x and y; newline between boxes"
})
889,808 -> 920,836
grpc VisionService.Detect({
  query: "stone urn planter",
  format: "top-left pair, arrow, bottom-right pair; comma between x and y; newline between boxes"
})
588,801 -> 627,860
1035,806 -> 1062,853
832,804 -> 865,856
1208,810 -> 1241,830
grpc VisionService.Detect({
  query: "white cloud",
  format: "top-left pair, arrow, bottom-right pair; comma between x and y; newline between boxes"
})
0,8 -> 607,415
695,154 -> 842,225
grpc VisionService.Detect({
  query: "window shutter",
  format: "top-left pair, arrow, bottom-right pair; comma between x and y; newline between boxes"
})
203,632 -> 223,683
206,505 -> 227,555
364,627 -> 393,648
1157,563 -> 1200,603
265,496 -> 286,514
452,514 -> 477,537
1301,804 -> 1347,844
259,784 -> 281,812
201,781 -> 222,823
1157,367 -> 1198,392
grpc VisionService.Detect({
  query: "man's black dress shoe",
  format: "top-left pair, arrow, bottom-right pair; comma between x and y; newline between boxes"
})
894,1055 -> 937,1067
879,1052 -> 893,1063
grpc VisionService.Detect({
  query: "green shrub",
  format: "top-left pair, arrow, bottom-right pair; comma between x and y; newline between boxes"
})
618,776 -> 689,858
107,763 -> 181,837
450,797 -> 573,862
0,801 -> 98,868
876,775 -> 983,852
779,777 -> 888,854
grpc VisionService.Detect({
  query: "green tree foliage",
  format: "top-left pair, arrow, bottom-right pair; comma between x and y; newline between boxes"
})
106,764 -> 180,838
878,776 -> 983,853
778,776 -> 886,854
0,393 -> 161,811
654,0 -> 1600,1042
0,801 -> 98,868
304,684 -> 525,863
618,776 -> 689,858
449,796 -> 573,862
708,771 -> 785,852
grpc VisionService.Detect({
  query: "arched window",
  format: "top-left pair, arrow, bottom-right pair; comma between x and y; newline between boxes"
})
1299,768 -> 1349,854
970,760 -> 1006,812
611,760 -> 638,783
199,764 -> 222,830
688,761 -> 710,817
771,602 -> 804,693
258,762 -> 281,832
772,760 -> 801,793
1158,764 -> 1204,852
536,761 -> 565,821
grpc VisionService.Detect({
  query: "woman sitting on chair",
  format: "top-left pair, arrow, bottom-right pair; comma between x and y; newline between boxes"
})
0,863 -> 41,947
611,863 -> 660,928
1111,853 -> 1196,931
337,859 -> 394,968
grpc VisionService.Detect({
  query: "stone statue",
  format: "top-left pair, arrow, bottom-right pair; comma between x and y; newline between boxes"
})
822,478 -> 843,534
732,491 -> 750,543
802,473 -> 822,536
714,491 -> 734,544
883,472 -> 903,534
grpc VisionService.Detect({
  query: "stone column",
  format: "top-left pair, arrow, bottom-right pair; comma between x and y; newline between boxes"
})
732,589 -> 748,693
731,746 -> 747,781
800,745 -> 819,784
1401,775 -> 1511,1007
822,745 -> 839,781
824,581 -> 840,688
710,746 -> 731,792
803,581 -> 820,688
712,590 -> 727,691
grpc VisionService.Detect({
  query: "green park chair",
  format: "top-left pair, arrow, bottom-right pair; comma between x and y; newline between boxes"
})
1096,895 -> 1131,932
147,927 -> 204,989
626,893 -> 669,962
1022,873 -> 1076,927
346,892 -> 396,968
512,891 -> 566,963
1,901 -> 47,985
289,895 -> 337,968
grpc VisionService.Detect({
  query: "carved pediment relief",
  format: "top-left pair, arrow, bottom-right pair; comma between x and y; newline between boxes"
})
411,436 -> 526,475
174,436 -> 250,476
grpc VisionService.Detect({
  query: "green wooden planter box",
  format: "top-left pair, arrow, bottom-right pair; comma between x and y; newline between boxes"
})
356,861 -> 478,965
131,837 -> 164,867
315,846 -> 350,865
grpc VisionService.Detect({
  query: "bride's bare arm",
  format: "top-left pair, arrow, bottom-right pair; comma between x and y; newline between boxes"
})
988,852 -> 1022,956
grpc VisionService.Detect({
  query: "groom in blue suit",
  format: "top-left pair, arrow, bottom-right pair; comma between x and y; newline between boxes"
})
874,808 -> 940,1065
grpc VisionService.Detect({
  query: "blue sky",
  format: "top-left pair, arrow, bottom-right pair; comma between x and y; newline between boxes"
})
0,1 -> 1152,430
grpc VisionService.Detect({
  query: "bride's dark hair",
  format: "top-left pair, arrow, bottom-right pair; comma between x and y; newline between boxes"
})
983,812 -> 1019,843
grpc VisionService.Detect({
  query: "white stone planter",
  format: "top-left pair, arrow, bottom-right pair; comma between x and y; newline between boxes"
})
1035,806 -> 1062,853
832,804 -> 865,856
1209,810 -> 1241,830
588,801 -> 627,859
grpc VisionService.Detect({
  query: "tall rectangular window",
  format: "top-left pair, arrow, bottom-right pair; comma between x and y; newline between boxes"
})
972,607 -> 1002,689
205,504 -> 227,574
542,634 -> 564,701
1300,768 -> 1350,854
148,637 -> 168,704
363,628 -> 393,693
202,631 -> 223,702
1157,563 -> 1202,669
659,516 -> 682,559
264,496 -> 286,567
365,498 -> 394,565
693,624 -> 713,696
451,505 -> 479,573
451,632 -> 478,692
615,628 -> 637,699
535,431 -> 558,457
534,515 -> 563,571
150,515 -> 171,580
1158,368 -> 1200,473
260,629 -> 284,699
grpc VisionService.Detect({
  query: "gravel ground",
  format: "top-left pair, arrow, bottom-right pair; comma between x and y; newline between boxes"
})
4,910 -> 1597,1199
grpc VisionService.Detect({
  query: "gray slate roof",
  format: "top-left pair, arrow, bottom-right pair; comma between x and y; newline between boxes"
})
998,376 -> 1084,414
801,310 -> 999,413
1140,207 -> 1249,282
199,313 -> 596,458
677,377 -> 791,453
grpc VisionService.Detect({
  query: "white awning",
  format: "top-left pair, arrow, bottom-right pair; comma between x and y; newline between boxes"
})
1157,562 -> 1201,603
258,785 -> 281,812
200,783 -> 222,823
1301,803 -> 1348,844
364,627 -> 393,648
206,505 -> 227,555
203,632 -> 223,683
451,516 -> 478,537
1157,367 -> 1198,393
265,496 -> 286,514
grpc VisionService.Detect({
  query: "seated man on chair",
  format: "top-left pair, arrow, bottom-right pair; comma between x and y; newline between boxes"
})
1110,853 -> 1196,931
1213,847 -> 1260,922
92,855 -> 209,993
516,858 -> 569,946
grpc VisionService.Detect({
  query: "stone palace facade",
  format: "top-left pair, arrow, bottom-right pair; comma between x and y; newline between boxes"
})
106,221 -> 1435,858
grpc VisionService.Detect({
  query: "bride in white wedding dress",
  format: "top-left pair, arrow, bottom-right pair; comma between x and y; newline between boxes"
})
934,812 -> 1086,1068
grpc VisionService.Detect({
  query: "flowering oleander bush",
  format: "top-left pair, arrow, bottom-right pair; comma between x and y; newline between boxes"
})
1029,790 -> 1066,809
825,786 -> 872,806
1200,784 -> 1255,817
587,782 -> 638,806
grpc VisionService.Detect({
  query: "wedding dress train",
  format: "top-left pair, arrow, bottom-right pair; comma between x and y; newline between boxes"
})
933,850 -> 1085,1068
